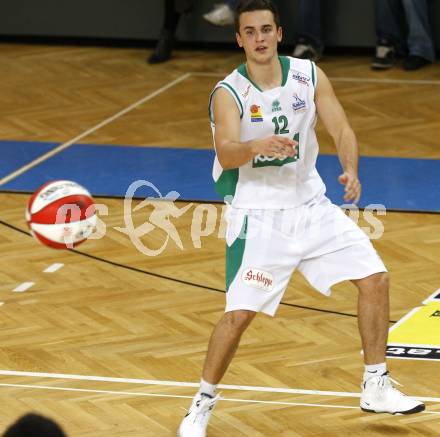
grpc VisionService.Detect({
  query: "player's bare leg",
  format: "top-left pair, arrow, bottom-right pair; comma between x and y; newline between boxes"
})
353,272 -> 389,364
178,310 -> 256,437
202,310 -> 256,383
353,272 -> 424,414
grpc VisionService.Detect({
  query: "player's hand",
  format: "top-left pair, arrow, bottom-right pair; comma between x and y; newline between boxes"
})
338,171 -> 361,203
252,135 -> 298,159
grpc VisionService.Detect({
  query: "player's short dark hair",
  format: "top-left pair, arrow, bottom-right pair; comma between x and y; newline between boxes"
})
234,0 -> 280,33
3,413 -> 66,437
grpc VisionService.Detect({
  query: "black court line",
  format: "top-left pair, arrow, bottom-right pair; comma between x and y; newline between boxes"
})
1,190 -> 439,215
0,218 -> 397,323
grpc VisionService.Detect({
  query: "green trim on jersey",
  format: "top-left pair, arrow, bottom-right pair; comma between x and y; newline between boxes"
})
208,82 -> 244,123
226,216 -> 248,291
215,168 -> 239,200
237,63 -> 259,90
237,56 -> 290,92
311,61 -> 316,87
279,56 -> 290,86
208,89 -> 216,123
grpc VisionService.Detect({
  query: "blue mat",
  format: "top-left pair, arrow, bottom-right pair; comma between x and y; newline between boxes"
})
1,141 -> 439,212
0,140 -> 59,179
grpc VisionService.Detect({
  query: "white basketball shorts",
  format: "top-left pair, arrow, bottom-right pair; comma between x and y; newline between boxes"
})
225,195 -> 387,316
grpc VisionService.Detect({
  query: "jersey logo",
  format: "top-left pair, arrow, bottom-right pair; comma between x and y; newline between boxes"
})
252,132 -> 300,167
250,104 -> 263,122
252,152 -> 298,168
271,99 -> 282,112
291,70 -> 310,86
242,84 -> 251,99
292,93 -> 306,113
242,267 -> 273,291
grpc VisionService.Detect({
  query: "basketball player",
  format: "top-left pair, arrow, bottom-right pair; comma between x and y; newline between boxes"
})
178,1 -> 425,435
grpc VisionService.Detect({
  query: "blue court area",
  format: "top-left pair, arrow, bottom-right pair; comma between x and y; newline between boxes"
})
1,140 -> 439,212
0,140 -> 59,179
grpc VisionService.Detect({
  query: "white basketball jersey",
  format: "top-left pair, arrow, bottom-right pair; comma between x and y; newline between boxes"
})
209,56 -> 326,209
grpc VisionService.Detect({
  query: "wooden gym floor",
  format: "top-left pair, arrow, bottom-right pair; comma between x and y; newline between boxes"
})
0,43 -> 439,436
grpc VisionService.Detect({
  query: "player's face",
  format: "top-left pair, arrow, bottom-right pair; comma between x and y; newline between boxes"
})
236,10 -> 282,63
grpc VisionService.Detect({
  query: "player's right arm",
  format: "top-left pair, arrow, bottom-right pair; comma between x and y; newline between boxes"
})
212,88 -> 297,170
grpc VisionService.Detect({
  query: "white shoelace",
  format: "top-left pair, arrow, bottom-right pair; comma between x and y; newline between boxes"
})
377,374 -> 406,399
191,394 -> 220,426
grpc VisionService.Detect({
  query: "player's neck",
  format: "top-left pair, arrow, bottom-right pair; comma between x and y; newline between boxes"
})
246,55 -> 282,91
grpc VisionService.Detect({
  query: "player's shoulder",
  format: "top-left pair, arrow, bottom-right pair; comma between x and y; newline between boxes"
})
219,66 -> 252,94
209,68 -> 247,122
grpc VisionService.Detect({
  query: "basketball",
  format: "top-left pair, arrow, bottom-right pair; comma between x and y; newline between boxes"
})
26,180 -> 97,249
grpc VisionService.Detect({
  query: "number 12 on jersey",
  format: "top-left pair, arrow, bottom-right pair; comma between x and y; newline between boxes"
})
272,115 -> 289,134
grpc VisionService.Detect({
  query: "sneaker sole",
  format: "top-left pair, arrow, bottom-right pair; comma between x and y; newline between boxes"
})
203,15 -> 233,26
371,63 -> 394,70
361,403 -> 425,415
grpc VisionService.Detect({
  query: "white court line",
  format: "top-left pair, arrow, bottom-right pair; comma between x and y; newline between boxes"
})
0,383 -> 439,414
0,383 -> 362,410
0,73 -> 192,187
12,282 -> 35,293
327,77 -> 440,85
0,370 -> 438,403
43,263 -> 64,273
190,71 -> 440,85
386,356 -> 440,362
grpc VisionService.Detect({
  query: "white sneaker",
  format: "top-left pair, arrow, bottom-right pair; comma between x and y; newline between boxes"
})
203,4 -> 234,26
292,43 -> 321,62
360,372 -> 425,415
178,392 -> 220,437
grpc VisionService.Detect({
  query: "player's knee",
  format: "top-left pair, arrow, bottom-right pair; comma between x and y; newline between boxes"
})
224,310 -> 256,333
378,272 -> 389,291
357,271 -> 389,294
370,272 -> 389,293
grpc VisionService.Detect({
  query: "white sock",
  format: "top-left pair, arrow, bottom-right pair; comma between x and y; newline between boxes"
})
199,378 -> 217,397
363,362 -> 387,382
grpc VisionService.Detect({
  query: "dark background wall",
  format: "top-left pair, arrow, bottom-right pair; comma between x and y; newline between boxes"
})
1,0 -> 439,48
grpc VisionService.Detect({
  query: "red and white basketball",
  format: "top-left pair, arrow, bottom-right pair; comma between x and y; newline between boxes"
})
26,180 -> 97,249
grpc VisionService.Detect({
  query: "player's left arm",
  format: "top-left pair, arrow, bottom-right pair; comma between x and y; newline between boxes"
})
315,66 -> 361,203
